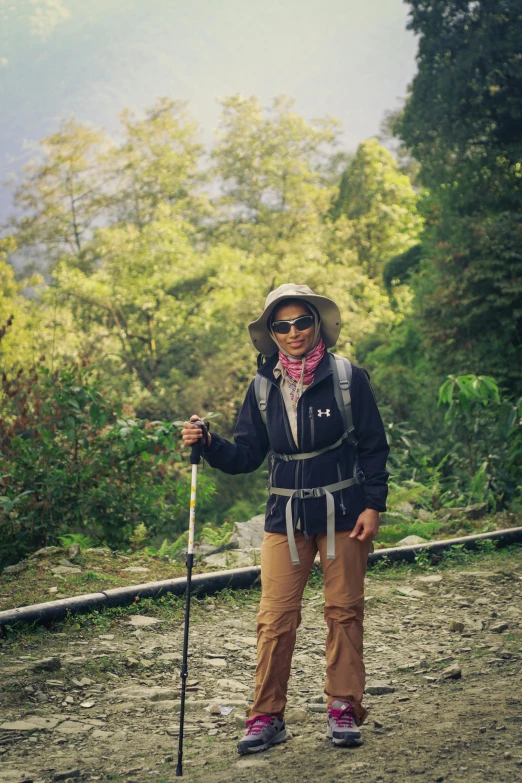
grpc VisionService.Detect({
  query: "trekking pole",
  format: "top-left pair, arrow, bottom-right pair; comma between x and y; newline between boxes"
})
176,420 -> 208,777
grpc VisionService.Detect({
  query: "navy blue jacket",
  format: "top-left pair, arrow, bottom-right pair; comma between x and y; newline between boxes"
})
204,351 -> 390,536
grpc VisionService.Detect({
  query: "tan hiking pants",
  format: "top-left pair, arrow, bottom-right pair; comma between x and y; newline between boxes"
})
246,529 -> 373,726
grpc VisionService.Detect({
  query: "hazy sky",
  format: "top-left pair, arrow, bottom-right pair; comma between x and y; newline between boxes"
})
0,0 -> 418,220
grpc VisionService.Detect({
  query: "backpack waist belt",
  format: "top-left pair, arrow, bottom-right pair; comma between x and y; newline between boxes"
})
269,477 -> 358,566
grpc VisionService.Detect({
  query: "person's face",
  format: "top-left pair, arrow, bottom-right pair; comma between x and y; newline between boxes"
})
271,302 -> 315,358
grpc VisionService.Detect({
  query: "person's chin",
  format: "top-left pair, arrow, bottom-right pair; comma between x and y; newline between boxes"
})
287,345 -> 308,357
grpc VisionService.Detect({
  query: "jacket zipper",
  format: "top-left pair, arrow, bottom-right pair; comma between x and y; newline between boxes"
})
278,386 -> 296,449
299,396 -> 308,541
337,463 -> 346,514
270,457 -> 278,515
309,406 -> 315,445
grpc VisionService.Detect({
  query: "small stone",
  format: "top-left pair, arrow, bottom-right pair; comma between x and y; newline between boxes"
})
51,566 -> 81,575
308,703 -> 328,713
308,694 -> 325,703
33,546 -> 63,557
55,721 -> 93,735
68,543 -> 80,558
490,622 -> 509,633
49,586 -> 59,593
128,615 -> 162,627
72,677 -> 92,687
1,717 -> 59,731
214,678 -> 248,692
449,620 -> 465,633
235,714 -> 246,728
395,586 -> 426,598
52,770 -> 80,781
285,708 -> 307,724
205,658 -> 227,667
206,704 -> 222,715
228,619 -> 252,630
157,652 -> 182,663
396,535 -> 428,546
208,728 -> 219,736
236,636 -> 258,646
122,566 -> 150,573
373,720 -> 383,728
3,561 -> 28,574
91,729 -> 113,739
33,657 -> 61,673
80,701 -> 95,709
416,575 -> 442,583
441,665 -> 462,680
366,681 -> 396,695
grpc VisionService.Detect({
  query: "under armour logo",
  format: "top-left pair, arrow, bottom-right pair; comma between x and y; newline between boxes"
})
317,409 -> 330,417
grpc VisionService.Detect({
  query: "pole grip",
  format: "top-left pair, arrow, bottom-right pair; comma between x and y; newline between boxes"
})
190,421 -> 209,465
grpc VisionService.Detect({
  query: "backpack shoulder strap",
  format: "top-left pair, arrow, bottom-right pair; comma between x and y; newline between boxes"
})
329,353 -> 356,444
254,373 -> 270,427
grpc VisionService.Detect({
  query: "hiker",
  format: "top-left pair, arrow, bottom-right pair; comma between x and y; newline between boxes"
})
181,283 -> 390,754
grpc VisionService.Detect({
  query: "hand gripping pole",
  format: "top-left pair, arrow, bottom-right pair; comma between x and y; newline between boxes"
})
176,421 -> 208,777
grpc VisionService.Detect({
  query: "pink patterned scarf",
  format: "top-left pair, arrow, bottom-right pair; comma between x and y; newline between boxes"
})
278,338 -> 326,386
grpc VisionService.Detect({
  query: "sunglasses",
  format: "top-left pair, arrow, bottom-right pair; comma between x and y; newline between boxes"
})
271,315 -> 315,334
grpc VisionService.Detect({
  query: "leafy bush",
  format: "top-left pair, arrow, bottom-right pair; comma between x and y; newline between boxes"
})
0,354 -> 215,567
437,375 -> 522,509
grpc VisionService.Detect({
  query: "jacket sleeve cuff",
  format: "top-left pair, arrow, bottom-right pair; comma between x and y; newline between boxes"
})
364,498 -> 386,513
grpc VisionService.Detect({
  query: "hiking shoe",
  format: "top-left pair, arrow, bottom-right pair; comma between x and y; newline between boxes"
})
237,714 -> 287,755
327,700 -> 362,747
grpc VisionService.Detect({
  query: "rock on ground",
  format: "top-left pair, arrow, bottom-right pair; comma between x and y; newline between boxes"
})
229,514 -> 265,549
396,535 -> 429,546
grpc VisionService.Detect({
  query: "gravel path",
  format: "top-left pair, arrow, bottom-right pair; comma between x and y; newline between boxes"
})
1,554 -> 521,783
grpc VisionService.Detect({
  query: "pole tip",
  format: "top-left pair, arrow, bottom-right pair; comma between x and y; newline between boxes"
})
176,763 -> 183,776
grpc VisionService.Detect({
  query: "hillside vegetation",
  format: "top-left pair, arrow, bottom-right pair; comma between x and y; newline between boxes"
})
1,2 -> 521,567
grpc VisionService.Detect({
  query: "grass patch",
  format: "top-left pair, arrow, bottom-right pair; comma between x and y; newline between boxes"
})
368,540 -> 521,579
0,547 -> 218,612
375,511 -> 520,547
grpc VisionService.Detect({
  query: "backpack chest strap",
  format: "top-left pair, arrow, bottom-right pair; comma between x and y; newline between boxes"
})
270,431 -> 351,461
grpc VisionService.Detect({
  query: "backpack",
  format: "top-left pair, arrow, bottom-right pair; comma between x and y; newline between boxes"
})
254,353 -> 357,450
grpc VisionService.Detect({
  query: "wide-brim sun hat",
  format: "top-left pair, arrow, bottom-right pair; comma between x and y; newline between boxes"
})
248,283 -> 341,357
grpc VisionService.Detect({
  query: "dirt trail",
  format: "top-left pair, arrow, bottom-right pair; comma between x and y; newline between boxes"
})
1,551 -> 521,783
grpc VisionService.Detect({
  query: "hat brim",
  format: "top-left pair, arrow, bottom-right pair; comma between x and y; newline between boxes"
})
248,293 -> 341,356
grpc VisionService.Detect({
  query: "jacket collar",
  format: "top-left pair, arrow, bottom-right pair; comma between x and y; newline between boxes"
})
257,350 -> 333,388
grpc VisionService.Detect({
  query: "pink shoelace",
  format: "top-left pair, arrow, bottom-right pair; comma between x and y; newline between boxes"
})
328,705 -> 354,728
245,714 -> 273,735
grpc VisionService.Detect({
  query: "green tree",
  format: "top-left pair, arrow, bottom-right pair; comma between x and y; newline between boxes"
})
329,139 -> 422,278
211,94 -> 340,262
4,118 -> 109,270
397,0 -> 522,214
106,97 -> 209,230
